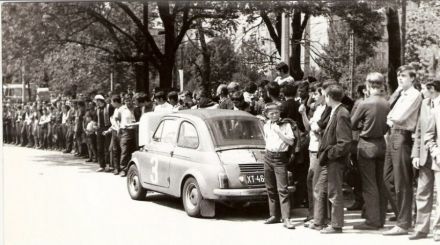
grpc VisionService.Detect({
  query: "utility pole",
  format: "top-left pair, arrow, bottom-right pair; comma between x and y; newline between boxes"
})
143,2 -> 150,93
281,12 -> 290,64
401,0 -> 407,65
349,29 -> 356,98
304,20 -> 311,77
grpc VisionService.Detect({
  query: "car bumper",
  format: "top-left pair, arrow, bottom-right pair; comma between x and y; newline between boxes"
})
213,186 -> 296,197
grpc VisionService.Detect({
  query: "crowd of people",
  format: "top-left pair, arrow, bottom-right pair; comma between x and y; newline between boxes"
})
3,61 -> 440,240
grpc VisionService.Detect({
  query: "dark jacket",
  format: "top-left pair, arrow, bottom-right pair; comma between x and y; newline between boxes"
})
318,105 -> 352,166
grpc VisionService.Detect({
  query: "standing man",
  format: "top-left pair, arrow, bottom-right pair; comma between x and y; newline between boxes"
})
314,84 -> 352,234
383,65 -> 423,235
274,62 -> 294,86
351,73 -> 390,230
118,94 -> 137,177
104,94 -> 122,175
410,79 -> 440,240
262,103 -> 295,229
95,94 -> 110,172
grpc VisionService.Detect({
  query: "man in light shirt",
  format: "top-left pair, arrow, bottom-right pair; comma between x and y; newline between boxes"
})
274,62 -> 294,86
263,103 -> 295,229
153,91 -> 173,113
118,94 -> 137,177
383,65 -> 423,236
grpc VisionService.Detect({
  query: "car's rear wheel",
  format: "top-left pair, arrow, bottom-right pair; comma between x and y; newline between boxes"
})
127,165 -> 147,200
182,177 -> 203,217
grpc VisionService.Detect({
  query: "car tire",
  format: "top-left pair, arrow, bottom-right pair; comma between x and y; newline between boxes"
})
127,165 -> 147,200
182,177 -> 203,217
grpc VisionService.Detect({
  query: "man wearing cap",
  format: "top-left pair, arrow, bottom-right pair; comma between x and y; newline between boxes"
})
95,94 -> 112,172
275,62 -> 294,87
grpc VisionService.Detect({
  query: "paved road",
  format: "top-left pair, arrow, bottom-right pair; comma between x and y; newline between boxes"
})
2,145 -> 436,245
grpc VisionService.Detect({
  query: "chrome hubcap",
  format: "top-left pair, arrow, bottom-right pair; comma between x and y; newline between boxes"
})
129,174 -> 139,194
185,183 -> 199,209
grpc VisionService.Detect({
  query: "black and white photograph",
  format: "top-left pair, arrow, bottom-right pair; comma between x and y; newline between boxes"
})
1,0 -> 440,244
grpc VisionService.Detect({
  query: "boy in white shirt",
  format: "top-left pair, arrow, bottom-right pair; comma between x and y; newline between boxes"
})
263,103 -> 295,229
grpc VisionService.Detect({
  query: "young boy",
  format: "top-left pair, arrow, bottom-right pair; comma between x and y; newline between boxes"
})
263,102 -> 295,229
84,113 -> 97,163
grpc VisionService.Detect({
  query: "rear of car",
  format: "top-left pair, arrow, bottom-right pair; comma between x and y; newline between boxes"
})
205,116 -> 268,201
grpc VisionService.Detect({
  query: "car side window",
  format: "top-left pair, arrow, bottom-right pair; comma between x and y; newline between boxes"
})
152,121 -> 165,141
177,122 -> 199,149
160,119 -> 178,144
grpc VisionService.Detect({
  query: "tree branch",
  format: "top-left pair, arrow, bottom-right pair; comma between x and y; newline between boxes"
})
116,2 -> 163,60
260,10 -> 281,55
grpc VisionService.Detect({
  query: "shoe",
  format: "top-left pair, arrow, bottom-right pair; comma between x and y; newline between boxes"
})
304,220 -> 313,228
388,216 -> 397,222
353,223 -> 380,230
283,219 -> 295,229
104,167 -> 111,172
113,170 -> 119,175
96,168 -> 105,172
85,159 -> 93,162
320,226 -> 342,234
408,232 -> 428,240
264,216 -> 281,224
434,233 -> 440,241
383,226 -> 408,236
120,171 -> 127,177
308,223 -> 324,231
346,202 -> 363,211
304,216 -> 313,222
63,150 -> 70,154
109,167 -> 115,172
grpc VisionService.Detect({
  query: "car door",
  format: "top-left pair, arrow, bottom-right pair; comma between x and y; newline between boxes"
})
141,118 -> 178,188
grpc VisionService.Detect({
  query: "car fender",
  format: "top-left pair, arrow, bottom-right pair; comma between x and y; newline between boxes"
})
179,168 -> 214,199
127,153 -> 146,186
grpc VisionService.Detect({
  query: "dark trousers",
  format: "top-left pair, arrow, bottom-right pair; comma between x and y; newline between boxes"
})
314,160 -> 345,228
357,137 -> 387,227
120,129 -> 136,172
347,140 -> 364,205
97,129 -> 106,168
15,122 -> 22,144
383,131 -> 413,229
65,125 -> 74,152
264,151 -> 291,219
111,130 -> 121,171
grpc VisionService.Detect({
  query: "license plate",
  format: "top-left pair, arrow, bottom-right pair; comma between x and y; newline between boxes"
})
246,173 -> 265,185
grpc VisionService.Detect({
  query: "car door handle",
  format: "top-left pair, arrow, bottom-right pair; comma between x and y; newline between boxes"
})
169,151 -> 174,157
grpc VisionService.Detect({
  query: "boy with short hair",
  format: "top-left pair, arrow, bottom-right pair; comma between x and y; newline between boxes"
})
263,102 -> 295,229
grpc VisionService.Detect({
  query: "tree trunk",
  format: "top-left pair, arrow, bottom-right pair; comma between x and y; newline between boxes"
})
290,9 -> 304,81
135,63 -> 149,93
387,7 -> 401,93
197,21 -> 211,91
143,2 -> 149,93
159,60 -> 174,90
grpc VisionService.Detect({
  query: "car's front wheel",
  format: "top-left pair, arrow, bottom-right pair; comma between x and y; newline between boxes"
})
182,177 -> 204,217
127,165 -> 147,200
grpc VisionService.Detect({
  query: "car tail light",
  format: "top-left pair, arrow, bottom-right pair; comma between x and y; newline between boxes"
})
218,173 -> 229,189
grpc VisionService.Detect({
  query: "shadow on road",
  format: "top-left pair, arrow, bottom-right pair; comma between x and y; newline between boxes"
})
31,151 -> 98,172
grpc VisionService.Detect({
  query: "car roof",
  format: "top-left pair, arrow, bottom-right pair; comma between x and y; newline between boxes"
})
168,109 -> 256,120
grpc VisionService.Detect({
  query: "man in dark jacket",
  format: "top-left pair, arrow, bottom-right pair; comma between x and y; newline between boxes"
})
313,84 -> 352,234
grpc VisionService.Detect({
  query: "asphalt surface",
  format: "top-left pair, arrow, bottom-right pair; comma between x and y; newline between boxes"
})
2,144 -> 438,245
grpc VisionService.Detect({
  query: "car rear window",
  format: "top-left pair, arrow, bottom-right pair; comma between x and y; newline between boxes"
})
208,117 -> 265,147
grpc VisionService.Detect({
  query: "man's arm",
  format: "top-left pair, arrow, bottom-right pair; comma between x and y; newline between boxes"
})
327,110 -> 352,160
411,117 -> 422,159
351,102 -> 365,130
424,114 -> 439,159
